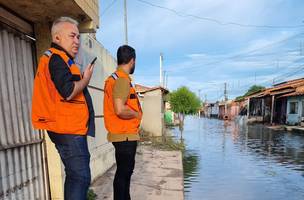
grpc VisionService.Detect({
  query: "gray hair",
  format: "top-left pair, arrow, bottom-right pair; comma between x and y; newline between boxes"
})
51,16 -> 79,37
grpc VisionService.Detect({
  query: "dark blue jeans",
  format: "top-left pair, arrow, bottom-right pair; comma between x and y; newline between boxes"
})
112,141 -> 137,200
48,131 -> 91,200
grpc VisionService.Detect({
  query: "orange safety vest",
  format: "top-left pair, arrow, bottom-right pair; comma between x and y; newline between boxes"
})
31,47 -> 89,135
104,70 -> 142,134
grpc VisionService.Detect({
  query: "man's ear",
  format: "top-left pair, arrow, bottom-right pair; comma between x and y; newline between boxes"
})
127,58 -> 133,66
53,34 -> 60,43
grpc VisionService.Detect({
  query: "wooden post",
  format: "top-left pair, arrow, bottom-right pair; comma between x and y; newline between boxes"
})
262,98 -> 265,122
247,98 -> 250,118
270,95 -> 275,125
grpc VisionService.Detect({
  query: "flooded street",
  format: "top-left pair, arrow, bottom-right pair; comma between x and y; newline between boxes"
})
172,117 -> 304,200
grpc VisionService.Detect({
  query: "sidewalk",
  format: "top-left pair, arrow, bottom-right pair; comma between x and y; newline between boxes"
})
266,124 -> 304,133
90,145 -> 184,200
284,125 -> 304,133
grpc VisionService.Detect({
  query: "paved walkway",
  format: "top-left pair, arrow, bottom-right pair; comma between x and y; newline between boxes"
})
90,145 -> 184,200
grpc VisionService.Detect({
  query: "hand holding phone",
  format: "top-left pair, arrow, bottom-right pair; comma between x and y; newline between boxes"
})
89,57 -> 97,70
83,57 -> 97,80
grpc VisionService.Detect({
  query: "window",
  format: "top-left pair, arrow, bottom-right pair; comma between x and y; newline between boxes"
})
289,102 -> 298,114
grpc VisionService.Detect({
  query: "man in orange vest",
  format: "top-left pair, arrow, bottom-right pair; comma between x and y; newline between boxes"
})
31,17 -> 95,200
104,45 -> 142,200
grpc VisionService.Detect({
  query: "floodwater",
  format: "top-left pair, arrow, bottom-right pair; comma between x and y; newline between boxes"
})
172,117 -> 304,200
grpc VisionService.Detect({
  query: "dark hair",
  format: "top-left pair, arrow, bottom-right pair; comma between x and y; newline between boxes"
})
117,45 -> 136,65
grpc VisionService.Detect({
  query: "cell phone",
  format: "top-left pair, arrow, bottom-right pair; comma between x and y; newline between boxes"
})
90,57 -> 97,65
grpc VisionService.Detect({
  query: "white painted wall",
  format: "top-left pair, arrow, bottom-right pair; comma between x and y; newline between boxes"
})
141,89 -> 165,137
76,33 -> 117,180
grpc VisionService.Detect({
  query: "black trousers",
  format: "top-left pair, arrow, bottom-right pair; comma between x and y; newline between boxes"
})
112,141 -> 137,200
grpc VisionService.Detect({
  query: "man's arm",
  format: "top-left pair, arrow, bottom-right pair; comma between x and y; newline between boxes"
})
114,98 -> 139,119
66,64 -> 94,101
113,78 -> 139,119
49,54 -> 94,100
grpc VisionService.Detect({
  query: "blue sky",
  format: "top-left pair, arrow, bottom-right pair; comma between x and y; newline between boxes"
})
96,0 -> 304,102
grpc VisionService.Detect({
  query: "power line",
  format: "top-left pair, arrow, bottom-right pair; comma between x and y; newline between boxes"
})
208,61 -> 304,96
168,32 -> 304,73
101,0 -> 118,16
208,62 -> 304,99
233,63 -> 304,91
273,65 -> 304,83
136,0 -> 304,29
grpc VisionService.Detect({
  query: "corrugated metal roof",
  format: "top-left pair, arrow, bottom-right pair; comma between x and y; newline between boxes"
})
249,78 -> 304,99
135,84 -> 152,93
135,84 -> 169,94
279,85 -> 304,97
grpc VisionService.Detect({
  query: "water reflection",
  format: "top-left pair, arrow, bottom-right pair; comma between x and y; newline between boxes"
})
172,117 -> 304,200
235,122 -> 304,172
183,150 -> 200,191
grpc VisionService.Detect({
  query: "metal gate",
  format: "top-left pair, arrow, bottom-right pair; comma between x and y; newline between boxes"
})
0,21 -> 49,200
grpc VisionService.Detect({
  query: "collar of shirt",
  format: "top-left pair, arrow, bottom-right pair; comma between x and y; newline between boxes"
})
117,67 -> 132,81
51,42 -> 74,61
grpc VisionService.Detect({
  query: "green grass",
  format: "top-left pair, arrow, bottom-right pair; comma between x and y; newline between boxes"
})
87,189 -> 97,200
140,131 -> 185,151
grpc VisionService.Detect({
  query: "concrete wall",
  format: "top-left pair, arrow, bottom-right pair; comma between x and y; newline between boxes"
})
141,89 -> 165,137
76,33 -> 116,181
286,96 -> 304,125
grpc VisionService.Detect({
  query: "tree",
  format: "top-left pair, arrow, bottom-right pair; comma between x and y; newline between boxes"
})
169,86 -> 201,128
244,85 -> 265,96
235,85 -> 265,100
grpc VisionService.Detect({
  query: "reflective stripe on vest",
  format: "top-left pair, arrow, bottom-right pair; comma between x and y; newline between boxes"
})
103,70 -> 142,134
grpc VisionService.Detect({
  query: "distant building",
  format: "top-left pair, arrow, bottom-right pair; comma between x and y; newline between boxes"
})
247,78 -> 304,125
204,102 -> 219,118
280,85 -> 304,125
135,84 -> 169,136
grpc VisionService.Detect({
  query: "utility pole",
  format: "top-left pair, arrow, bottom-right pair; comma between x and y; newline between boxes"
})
124,0 -> 128,44
163,70 -> 166,88
165,73 -> 168,88
160,53 -> 163,86
198,89 -> 202,118
224,82 -> 228,101
198,89 -> 201,101
224,82 -> 228,119
163,71 -> 168,88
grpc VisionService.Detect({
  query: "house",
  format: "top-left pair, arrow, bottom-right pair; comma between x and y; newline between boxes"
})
219,100 -> 244,120
203,102 -> 219,118
280,85 -> 304,125
218,100 -> 242,120
135,84 -> 169,137
234,98 -> 248,116
219,100 -> 230,120
247,78 -> 304,125
230,101 -> 239,120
